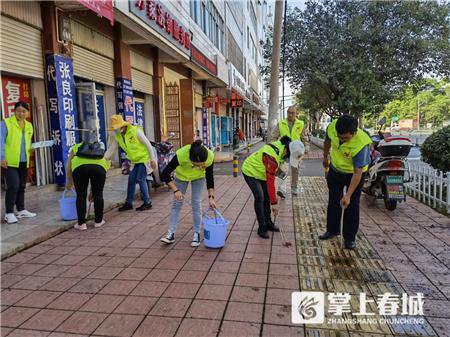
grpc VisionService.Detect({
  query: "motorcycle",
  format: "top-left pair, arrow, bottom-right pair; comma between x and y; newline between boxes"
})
148,132 -> 176,190
362,118 -> 412,211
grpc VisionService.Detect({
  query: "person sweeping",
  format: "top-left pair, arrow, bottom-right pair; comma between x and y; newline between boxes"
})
160,140 -> 216,247
320,114 -> 372,249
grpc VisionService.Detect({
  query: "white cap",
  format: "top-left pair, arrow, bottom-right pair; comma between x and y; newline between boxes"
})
289,140 -> 305,168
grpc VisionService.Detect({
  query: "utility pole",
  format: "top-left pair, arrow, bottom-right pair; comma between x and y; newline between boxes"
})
267,0 -> 284,139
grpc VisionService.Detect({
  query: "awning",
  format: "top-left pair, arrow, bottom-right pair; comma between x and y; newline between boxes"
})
77,0 -> 114,25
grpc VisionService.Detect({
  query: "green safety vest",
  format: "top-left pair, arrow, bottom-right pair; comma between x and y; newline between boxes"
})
4,116 -> 33,168
115,125 -> 150,164
278,119 -> 304,141
71,143 -> 109,172
175,144 -> 214,181
327,119 -> 372,173
242,140 -> 285,181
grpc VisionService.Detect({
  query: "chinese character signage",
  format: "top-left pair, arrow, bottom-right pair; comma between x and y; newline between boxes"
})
1,76 -> 33,120
45,54 -> 79,186
116,77 -> 135,123
191,46 -> 217,76
134,100 -> 145,131
131,0 -> 191,56
96,95 -> 107,146
77,0 -> 114,25
202,107 -> 209,146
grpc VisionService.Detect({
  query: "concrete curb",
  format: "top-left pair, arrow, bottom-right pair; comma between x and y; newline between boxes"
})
213,138 -> 263,163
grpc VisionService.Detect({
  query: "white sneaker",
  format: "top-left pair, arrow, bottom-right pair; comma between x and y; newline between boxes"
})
161,231 -> 175,244
16,210 -> 36,218
74,223 -> 87,231
191,232 -> 201,247
4,213 -> 18,224
94,220 -> 106,228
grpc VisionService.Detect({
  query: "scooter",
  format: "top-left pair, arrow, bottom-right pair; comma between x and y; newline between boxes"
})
148,132 -> 176,189
362,117 -> 412,211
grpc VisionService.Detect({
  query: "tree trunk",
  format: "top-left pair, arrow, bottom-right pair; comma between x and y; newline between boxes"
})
267,0 -> 284,139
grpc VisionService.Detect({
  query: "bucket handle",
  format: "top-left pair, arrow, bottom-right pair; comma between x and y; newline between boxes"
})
61,188 -> 76,199
204,207 -> 225,224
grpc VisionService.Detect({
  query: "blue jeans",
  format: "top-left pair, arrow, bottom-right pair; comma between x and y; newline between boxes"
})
127,163 -> 151,204
168,178 -> 204,234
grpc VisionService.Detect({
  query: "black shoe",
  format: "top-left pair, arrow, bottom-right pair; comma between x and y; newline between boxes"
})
161,231 -> 175,244
319,231 -> 338,240
136,203 -> 152,211
267,222 -> 280,232
344,240 -> 356,249
277,191 -> 286,199
257,229 -> 270,239
118,203 -> 133,212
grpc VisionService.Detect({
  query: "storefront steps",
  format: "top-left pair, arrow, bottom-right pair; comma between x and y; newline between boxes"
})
213,137 -> 263,163
0,168 -> 151,260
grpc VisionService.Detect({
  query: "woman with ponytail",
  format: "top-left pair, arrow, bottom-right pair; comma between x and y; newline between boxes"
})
160,140 -> 216,247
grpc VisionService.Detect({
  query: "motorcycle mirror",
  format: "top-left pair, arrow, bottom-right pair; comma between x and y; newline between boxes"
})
378,117 -> 387,126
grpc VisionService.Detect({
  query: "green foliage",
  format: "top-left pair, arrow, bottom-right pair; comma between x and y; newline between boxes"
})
421,126 -> 450,172
284,0 -> 450,118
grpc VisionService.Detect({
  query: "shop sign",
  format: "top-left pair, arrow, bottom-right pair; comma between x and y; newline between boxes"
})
45,54 -> 79,186
231,92 -> 243,108
135,100 -> 145,130
1,76 -> 32,119
131,0 -> 191,56
229,64 -> 246,97
202,107 -> 209,145
77,0 -> 114,25
96,94 -> 107,146
116,77 -> 135,123
191,46 -> 217,76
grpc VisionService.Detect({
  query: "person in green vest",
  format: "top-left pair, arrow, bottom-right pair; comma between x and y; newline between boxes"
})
65,142 -> 110,230
320,115 -> 372,249
241,136 -> 295,239
104,114 -> 157,212
271,105 -> 306,198
160,140 -> 216,247
1,101 -> 36,224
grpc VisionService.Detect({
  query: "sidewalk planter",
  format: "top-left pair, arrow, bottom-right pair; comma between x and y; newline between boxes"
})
203,208 -> 229,248
59,189 -> 77,221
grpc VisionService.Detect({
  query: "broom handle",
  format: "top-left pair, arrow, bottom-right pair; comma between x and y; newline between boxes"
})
340,186 -> 347,248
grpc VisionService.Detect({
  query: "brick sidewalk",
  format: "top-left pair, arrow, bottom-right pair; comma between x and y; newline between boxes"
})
1,176 -> 449,336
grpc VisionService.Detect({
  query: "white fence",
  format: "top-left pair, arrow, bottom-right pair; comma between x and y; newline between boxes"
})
405,161 -> 450,213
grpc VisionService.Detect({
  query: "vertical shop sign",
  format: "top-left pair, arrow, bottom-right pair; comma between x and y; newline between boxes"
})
202,107 -> 209,147
96,94 -> 107,146
134,100 -> 145,131
45,54 -> 79,186
116,77 -> 135,123
1,76 -> 33,119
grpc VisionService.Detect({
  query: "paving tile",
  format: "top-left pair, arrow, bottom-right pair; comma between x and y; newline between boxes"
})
33,265 -> 70,278
224,302 -> 263,323
93,314 -> 144,337
230,286 -> 265,303
16,290 -> 62,308
68,278 -> 109,294
423,299 -> 450,318
144,269 -> 178,282
55,312 -> 108,335
9,275 -> 51,290
47,332 -> 89,336
8,263 -> 46,276
173,270 -> 208,283
162,282 -> 200,299
130,280 -> 169,297
269,263 -> 299,276
266,288 -> 293,305
114,296 -> 157,315
240,262 -> 269,275
182,259 -> 213,271
235,273 -> 267,288
40,278 -> 81,292
263,304 -> 292,325
262,324 -> 306,337
132,316 -> 181,337
267,274 -> 299,290
21,309 -> 73,331
47,293 -> 93,311
204,272 -> 237,285
1,289 -> 32,305
149,297 -> 192,317
80,294 -> 125,313
219,321 -> 260,337
427,317 -> 450,337
196,284 -> 233,301
211,261 -> 241,273
0,307 -> 39,328
115,268 -> 150,281
99,280 -> 139,295
186,299 -> 227,320
60,266 -> 97,278
175,318 -> 220,337
6,329 -> 50,337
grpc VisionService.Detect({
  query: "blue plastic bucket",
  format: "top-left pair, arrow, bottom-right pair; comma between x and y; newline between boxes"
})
203,208 -> 229,248
59,189 -> 77,221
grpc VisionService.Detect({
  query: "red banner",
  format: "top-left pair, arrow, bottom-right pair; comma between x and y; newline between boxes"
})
2,76 -> 33,121
77,0 -> 114,25
191,46 -> 217,76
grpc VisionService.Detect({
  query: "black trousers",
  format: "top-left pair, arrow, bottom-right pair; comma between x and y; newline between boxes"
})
4,162 -> 28,213
73,164 -> 106,225
326,167 -> 363,241
243,173 -> 272,232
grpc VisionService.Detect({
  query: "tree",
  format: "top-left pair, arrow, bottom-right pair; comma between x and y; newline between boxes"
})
283,0 -> 450,118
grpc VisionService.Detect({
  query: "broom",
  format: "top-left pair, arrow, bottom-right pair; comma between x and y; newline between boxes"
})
274,214 -> 292,247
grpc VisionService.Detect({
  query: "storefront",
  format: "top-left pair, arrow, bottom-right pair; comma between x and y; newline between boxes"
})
0,2 -> 52,186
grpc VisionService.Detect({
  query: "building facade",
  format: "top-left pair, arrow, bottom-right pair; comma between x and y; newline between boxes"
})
0,0 -> 268,187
